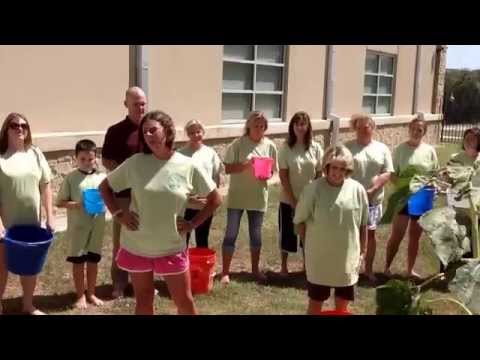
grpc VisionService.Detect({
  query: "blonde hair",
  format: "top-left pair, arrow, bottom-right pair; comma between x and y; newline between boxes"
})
322,145 -> 354,176
184,119 -> 205,134
350,113 -> 376,130
244,111 -> 268,136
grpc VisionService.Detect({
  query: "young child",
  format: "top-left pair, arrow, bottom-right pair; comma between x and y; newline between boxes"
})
56,139 -> 106,309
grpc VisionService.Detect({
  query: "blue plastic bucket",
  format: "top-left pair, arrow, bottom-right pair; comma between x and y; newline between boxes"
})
408,186 -> 435,216
3,225 -> 54,276
83,188 -> 105,216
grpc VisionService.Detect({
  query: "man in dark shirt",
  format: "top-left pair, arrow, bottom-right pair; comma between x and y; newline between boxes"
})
102,86 -> 147,298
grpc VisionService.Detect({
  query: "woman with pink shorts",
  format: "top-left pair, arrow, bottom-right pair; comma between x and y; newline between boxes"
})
100,110 -> 222,315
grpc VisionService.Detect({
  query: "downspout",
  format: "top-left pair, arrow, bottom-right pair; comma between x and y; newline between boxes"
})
324,45 -> 335,119
412,45 -> 422,114
324,45 -> 340,146
129,45 -> 149,98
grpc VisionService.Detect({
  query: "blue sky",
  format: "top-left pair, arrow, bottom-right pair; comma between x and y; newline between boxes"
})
447,45 -> 480,70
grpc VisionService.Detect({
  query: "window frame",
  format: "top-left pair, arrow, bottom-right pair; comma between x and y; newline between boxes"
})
362,51 -> 397,116
221,45 -> 288,124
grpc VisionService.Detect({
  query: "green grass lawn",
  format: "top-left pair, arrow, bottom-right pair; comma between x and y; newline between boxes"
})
1,143 -> 467,315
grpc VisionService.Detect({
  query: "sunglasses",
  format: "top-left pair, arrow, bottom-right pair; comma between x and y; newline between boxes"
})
9,123 -> 29,130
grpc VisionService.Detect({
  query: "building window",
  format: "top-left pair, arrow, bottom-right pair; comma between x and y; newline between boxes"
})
362,52 -> 395,115
222,45 -> 286,122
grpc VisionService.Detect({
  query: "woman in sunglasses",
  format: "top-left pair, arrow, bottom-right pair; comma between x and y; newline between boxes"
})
0,113 -> 55,315
100,110 -> 222,315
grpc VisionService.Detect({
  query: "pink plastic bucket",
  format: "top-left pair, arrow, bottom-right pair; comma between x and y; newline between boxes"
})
252,157 -> 274,180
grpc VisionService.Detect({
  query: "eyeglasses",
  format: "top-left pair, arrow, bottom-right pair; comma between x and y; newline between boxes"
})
143,127 -> 160,135
9,123 -> 29,130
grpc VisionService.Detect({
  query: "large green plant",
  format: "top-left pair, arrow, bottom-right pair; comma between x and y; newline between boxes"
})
376,161 -> 480,315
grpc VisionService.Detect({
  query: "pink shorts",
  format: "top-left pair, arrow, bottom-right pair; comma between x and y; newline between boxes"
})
116,247 -> 189,276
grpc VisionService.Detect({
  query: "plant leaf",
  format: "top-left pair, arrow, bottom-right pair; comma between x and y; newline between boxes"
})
445,165 -> 475,192
380,185 -> 410,225
418,207 -> 471,266
376,279 -> 414,315
410,175 -> 431,193
449,259 -> 480,314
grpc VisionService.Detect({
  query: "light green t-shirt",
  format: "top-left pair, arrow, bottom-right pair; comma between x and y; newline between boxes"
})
293,177 -> 368,287
345,139 -> 394,205
178,144 -> 222,210
107,152 -> 216,257
56,169 -> 106,257
0,147 -> 52,228
224,136 -> 278,212
278,141 -> 323,205
393,142 -> 439,178
449,151 -> 480,187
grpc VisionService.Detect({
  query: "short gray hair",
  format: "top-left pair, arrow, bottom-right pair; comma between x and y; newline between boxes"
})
322,145 -> 354,176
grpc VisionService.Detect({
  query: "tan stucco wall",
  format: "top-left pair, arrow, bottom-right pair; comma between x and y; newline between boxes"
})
418,45 -> 436,113
284,45 -> 326,120
393,45 -> 417,115
148,45 -> 223,127
0,45 -> 129,133
333,45 -> 365,117
0,45 -> 441,154
367,45 -> 399,54
333,45 -> 436,118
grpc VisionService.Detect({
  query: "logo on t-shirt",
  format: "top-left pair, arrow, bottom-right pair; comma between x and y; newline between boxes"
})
166,173 -> 188,192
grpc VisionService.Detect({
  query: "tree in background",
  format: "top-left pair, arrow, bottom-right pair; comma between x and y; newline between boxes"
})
444,69 -> 480,124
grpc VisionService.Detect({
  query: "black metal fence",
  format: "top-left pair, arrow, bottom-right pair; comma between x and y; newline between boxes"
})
440,98 -> 480,144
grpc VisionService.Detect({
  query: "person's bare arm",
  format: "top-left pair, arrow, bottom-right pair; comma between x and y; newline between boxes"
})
224,160 -> 251,175
298,223 -> 306,243
367,172 -> 392,199
0,207 -> 6,236
214,172 -> 223,188
279,169 -> 297,207
177,190 -> 222,234
99,178 -> 138,231
359,224 -> 367,256
188,171 -> 224,208
358,224 -> 368,270
56,200 -> 82,210
40,182 -> 55,232
102,158 -> 119,172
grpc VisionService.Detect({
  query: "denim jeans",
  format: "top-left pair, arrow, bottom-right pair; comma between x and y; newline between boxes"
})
222,208 -> 264,253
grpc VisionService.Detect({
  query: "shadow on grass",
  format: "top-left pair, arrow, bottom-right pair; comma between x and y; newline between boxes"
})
214,270 -> 436,291
213,270 -> 307,290
1,280 -> 177,314
1,284 -> 116,314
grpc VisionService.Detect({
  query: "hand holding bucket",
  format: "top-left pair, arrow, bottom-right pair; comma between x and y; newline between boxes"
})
252,157 -> 274,180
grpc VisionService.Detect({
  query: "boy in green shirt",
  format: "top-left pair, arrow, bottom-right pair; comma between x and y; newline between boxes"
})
56,140 -> 106,309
